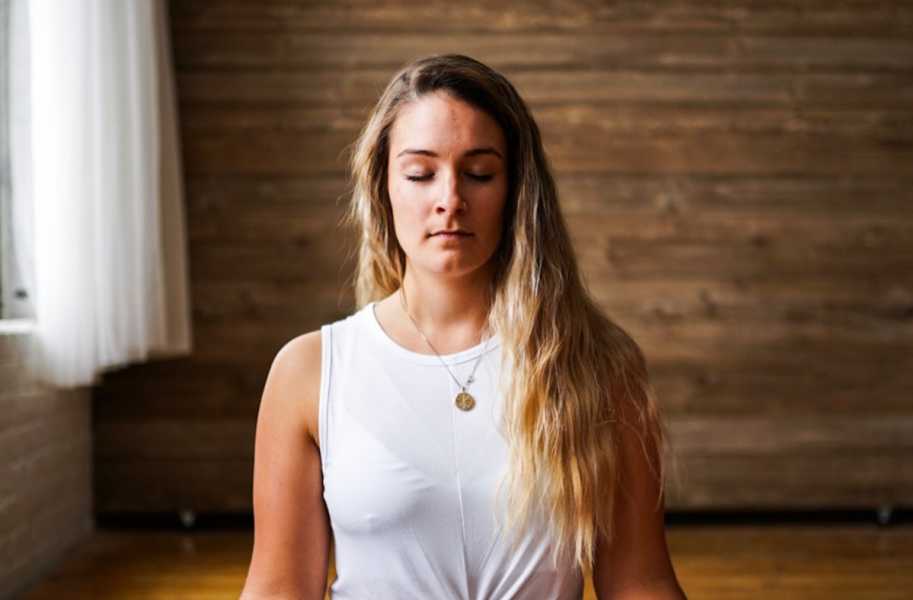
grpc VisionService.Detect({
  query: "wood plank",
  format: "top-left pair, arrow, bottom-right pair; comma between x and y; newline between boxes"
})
668,453 -> 913,507
555,174 -> 913,215
188,239 -> 354,282
185,174 -> 347,206
175,69 -> 913,107
539,271 -> 882,324
629,317 -> 913,362
172,31 -> 913,71
592,277 -> 913,345
179,104 -> 913,140
545,130 -> 913,176
191,280 -> 350,322
170,0 -> 913,36
187,197 -> 346,243
572,236 -> 913,282
568,211 -> 913,250
671,416 -> 913,454
651,361 -> 913,415
175,69 -> 794,106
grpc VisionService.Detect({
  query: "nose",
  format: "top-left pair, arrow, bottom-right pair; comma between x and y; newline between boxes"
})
435,172 -> 466,214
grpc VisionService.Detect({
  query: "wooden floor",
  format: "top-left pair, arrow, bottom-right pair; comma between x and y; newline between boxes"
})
19,523 -> 913,599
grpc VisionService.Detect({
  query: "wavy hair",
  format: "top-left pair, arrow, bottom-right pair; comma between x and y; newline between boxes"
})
340,54 -> 672,577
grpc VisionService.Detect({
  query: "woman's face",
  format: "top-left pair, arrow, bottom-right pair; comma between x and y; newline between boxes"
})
386,91 -> 508,279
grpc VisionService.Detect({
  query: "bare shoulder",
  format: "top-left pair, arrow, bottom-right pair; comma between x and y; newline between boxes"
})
243,329 -> 328,597
266,329 -> 323,448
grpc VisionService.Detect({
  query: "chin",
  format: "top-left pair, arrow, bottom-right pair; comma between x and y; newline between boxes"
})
435,254 -> 501,278
420,256 -> 482,276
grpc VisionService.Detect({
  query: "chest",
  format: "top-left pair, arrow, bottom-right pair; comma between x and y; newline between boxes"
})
322,353 -> 509,536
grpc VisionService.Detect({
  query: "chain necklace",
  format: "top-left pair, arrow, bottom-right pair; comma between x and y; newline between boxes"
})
399,288 -> 493,412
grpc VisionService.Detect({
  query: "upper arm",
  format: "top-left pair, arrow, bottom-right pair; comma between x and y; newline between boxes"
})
592,390 -> 685,599
241,331 -> 330,600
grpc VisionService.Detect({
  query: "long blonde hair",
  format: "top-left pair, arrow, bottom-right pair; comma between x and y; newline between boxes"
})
341,54 -> 671,577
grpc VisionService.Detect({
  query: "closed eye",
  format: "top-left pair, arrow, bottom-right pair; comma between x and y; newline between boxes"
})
405,173 -> 495,182
467,173 -> 494,182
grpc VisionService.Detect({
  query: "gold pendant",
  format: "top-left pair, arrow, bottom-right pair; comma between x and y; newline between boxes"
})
454,391 -> 475,411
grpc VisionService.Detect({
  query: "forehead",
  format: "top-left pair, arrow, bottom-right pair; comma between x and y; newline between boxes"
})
388,91 -> 505,154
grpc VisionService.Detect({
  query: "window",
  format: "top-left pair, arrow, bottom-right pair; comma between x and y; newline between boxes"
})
1,0 -> 34,321
0,0 -> 9,316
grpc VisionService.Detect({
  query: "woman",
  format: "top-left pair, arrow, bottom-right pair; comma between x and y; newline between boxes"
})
241,54 -> 687,600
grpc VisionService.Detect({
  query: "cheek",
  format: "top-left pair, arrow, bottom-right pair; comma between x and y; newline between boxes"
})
479,183 -> 508,235
388,182 -> 428,239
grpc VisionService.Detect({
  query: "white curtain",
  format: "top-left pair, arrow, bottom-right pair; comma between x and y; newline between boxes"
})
10,0 -> 192,388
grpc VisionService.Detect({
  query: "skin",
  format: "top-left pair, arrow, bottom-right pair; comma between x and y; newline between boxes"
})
593,395 -> 689,599
240,90 -> 686,599
374,89 -> 508,353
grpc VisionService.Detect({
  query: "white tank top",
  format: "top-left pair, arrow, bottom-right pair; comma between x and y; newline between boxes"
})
318,301 -> 584,599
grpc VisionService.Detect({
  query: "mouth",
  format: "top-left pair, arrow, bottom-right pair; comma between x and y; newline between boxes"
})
431,230 -> 472,237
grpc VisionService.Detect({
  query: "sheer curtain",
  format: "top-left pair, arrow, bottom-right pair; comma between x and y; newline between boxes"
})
10,0 -> 192,388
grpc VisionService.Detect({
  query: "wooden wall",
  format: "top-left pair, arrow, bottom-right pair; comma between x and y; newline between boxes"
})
93,1 -> 913,514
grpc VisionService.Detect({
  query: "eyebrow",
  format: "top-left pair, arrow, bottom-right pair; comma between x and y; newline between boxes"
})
395,146 -> 503,160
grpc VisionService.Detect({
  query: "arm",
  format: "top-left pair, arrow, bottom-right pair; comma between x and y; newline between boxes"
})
240,331 -> 330,600
593,391 -> 687,600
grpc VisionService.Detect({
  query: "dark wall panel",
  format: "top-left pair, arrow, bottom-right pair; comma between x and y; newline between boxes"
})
93,0 -> 913,513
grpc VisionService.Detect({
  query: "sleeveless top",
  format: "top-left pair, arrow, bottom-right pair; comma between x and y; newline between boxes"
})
318,301 -> 584,599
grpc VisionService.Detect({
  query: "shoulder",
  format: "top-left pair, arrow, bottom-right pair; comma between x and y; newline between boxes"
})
263,329 -> 324,447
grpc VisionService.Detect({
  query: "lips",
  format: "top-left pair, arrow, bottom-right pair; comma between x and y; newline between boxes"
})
432,230 -> 471,236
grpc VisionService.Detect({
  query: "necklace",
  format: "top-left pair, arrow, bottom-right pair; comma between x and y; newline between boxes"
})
399,288 -> 493,412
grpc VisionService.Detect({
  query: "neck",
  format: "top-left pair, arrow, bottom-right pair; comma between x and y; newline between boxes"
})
399,262 -> 494,342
